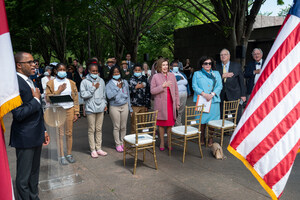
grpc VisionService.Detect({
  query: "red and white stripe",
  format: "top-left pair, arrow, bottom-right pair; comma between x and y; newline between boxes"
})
0,0 -> 18,199
228,13 -> 300,199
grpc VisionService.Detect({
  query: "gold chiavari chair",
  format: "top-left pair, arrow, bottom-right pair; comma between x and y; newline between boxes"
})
123,111 -> 158,174
206,100 -> 240,147
168,105 -> 204,163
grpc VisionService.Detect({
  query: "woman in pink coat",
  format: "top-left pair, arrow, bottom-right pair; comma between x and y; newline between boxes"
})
151,58 -> 180,151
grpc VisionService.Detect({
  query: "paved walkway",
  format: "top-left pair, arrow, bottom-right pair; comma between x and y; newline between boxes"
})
3,97 -> 300,200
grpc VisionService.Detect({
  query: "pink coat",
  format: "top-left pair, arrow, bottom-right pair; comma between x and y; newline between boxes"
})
151,72 -> 180,121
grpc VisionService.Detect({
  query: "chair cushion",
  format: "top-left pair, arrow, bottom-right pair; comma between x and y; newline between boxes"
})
124,134 -> 154,146
207,120 -> 235,128
171,126 -> 199,135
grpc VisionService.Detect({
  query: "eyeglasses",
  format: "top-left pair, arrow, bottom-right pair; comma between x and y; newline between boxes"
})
203,62 -> 212,66
220,54 -> 228,56
17,60 -> 35,65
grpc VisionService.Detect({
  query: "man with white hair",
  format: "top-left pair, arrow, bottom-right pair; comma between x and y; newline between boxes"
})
216,48 -> 246,123
244,48 -> 264,98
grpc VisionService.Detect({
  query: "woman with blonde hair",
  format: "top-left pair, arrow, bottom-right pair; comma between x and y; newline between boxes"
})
151,58 -> 179,151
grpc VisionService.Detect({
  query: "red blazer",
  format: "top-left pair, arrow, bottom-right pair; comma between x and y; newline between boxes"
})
150,72 -> 179,120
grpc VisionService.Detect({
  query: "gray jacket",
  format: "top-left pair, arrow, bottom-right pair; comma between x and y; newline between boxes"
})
106,79 -> 133,112
80,74 -> 107,114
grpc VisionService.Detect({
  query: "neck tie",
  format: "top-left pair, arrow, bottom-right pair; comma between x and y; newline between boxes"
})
223,64 -> 227,83
27,78 -> 35,89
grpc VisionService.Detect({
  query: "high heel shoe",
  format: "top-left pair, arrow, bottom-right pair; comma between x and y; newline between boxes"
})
166,146 -> 173,150
159,147 -> 165,151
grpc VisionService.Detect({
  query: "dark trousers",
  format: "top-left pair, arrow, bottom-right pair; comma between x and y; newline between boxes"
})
16,145 -> 42,200
220,91 -> 243,124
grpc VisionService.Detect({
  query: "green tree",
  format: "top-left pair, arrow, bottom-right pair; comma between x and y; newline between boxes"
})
90,0 -> 173,62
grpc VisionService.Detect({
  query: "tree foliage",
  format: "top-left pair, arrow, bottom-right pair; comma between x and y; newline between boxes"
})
5,0 -> 287,65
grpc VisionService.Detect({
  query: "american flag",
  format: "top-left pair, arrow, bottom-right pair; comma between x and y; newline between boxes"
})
227,1 -> 300,199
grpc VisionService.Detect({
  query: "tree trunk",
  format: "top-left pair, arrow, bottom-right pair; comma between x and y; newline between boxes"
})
88,24 -> 91,58
125,38 -> 139,63
114,37 -> 124,64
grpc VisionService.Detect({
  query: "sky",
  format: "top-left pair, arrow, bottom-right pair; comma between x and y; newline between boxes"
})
260,0 -> 293,16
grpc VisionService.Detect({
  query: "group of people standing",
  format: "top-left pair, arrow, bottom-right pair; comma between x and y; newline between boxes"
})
9,48 -> 263,199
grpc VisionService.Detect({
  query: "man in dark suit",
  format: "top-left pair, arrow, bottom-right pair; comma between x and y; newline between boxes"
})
216,49 -> 246,123
244,48 -> 264,98
125,53 -> 135,70
10,52 -> 49,200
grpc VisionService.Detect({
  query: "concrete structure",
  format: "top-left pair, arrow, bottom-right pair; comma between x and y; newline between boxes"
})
174,16 -> 285,68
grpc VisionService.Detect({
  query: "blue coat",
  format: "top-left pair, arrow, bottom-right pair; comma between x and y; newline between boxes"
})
10,75 -> 45,148
192,70 -> 222,103
192,69 -> 223,124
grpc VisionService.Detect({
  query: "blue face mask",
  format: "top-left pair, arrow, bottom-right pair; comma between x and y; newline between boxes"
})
113,74 -> 121,80
90,73 -> 98,79
172,67 -> 179,73
134,72 -> 142,77
57,71 -> 67,78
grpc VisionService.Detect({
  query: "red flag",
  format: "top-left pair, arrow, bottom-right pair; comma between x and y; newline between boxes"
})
0,0 -> 22,199
0,126 -> 13,200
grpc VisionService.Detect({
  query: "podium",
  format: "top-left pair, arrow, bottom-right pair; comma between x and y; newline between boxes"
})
39,95 -> 83,191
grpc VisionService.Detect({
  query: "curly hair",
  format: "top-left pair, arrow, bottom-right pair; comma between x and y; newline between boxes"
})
197,56 -> 216,71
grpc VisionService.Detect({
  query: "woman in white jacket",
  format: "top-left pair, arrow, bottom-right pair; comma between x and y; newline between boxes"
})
80,63 -> 107,158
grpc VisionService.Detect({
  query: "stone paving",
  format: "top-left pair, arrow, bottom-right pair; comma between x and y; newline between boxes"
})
3,97 -> 300,200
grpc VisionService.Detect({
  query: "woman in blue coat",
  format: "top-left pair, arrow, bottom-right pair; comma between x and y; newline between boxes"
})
192,56 -> 222,146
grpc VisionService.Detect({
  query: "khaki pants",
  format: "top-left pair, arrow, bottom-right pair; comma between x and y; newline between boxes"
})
109,103 -> 129,146
59,107 -> 74,157
175,92 -> 187,126
87,112 -> 104,152
131,106 -> 147,134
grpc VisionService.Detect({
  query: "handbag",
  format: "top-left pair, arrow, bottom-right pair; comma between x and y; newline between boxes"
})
210,142 -> 226,160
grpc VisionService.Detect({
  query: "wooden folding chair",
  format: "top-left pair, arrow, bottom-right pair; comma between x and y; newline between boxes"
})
123,111 -> 158,174
168,105 -> 204,163
206,100 -> 239,147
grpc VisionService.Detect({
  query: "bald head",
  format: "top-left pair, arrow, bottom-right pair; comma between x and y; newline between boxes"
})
14,52 -> 30,64
15,52 -> 36,77
220,49 -> 230,64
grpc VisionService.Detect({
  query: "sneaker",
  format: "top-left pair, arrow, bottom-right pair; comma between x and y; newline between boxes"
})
66,155 -> 76,163
97,150 -> 107,156
59,157 -> 68,165
116,145 -> 123,152
91,151 -> 98,158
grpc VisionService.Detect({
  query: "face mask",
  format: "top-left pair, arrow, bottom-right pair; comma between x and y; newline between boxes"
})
113,75 -> 121,80
134,72 -> 142,77
44,72 -> 50,76
57,71 -> 67,78
172,67 -> 179,73
90,74 -> 98,79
